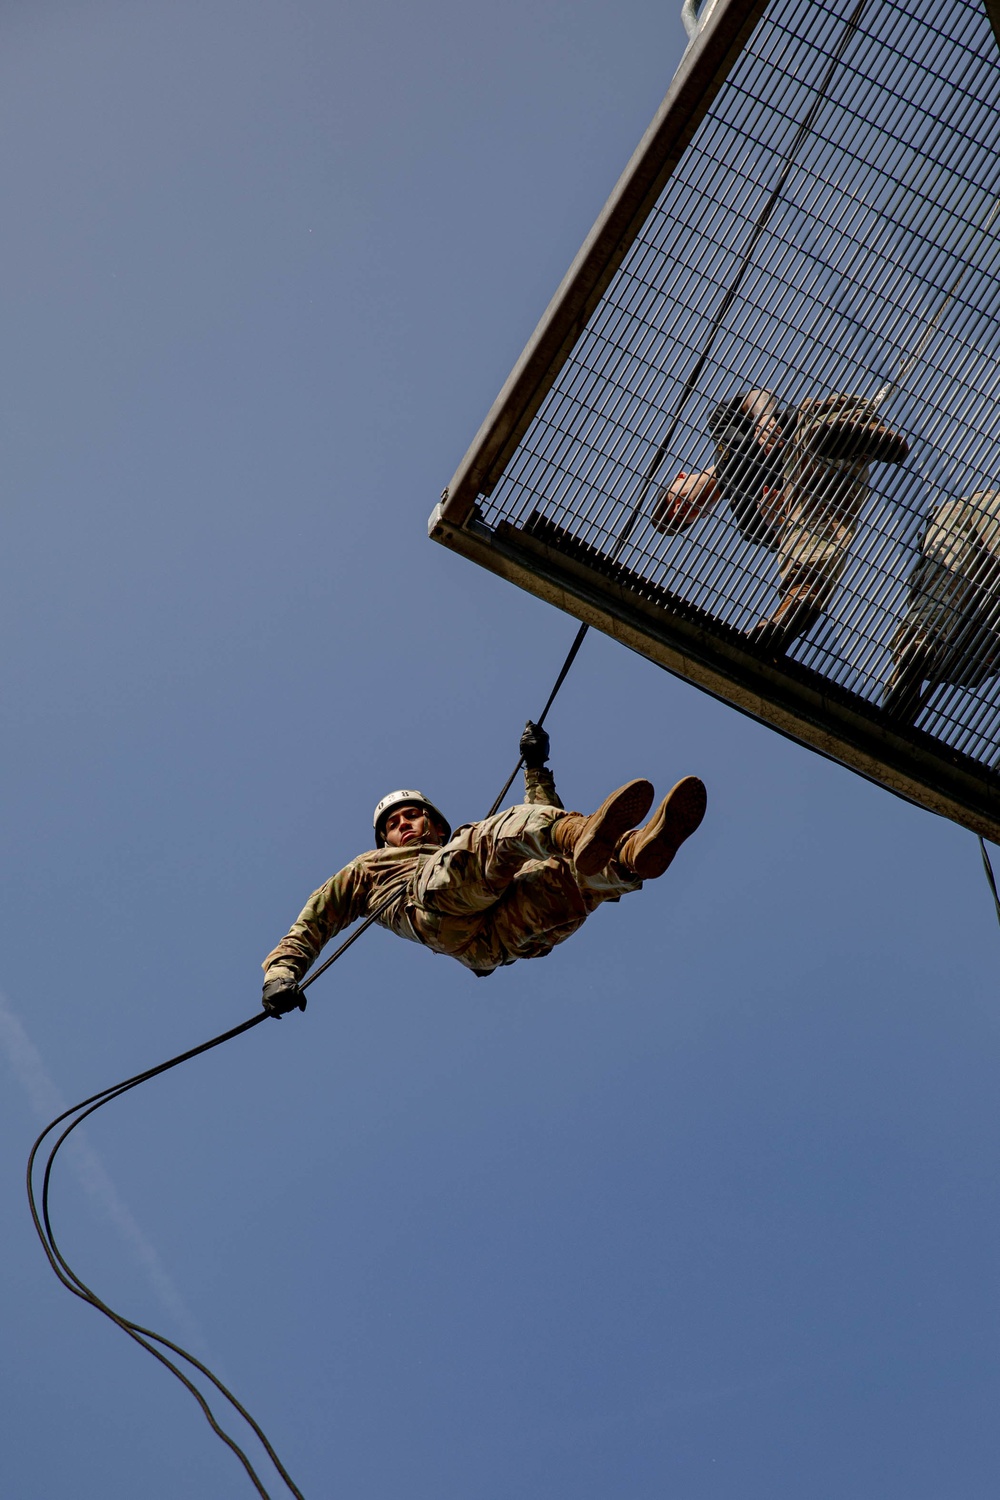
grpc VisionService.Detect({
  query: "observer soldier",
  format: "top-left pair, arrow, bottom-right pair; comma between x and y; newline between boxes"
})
883,487 -> 1000,722
652,388 -> 910,650
261,723 -> 706,1013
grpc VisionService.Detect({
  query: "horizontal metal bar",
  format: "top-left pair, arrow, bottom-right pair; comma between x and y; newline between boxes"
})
437,0 -> 768,528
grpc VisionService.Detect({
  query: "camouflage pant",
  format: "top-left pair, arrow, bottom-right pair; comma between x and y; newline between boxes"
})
409,804 -> 641,974
889,556 -> 1000,692
776,398 -> 871,612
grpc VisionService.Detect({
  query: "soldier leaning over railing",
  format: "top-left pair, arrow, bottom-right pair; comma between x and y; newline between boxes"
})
651,388 -> 910,652
883,488 -> 1000,724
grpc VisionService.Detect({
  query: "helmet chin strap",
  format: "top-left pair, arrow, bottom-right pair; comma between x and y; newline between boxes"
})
418,813 -> 448,845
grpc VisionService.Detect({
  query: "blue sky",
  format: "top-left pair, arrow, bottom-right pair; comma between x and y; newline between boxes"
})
0,2 -> 998,1496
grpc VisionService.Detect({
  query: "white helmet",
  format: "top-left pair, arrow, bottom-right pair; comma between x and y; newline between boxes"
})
373,789 -> 451,847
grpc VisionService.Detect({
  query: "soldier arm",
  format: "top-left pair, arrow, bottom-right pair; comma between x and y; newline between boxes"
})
651,468 -> 721,534
519,720 -> 564,808
923,499 -> 980,573
262,858 -> 371,985
524,763 -> 564,808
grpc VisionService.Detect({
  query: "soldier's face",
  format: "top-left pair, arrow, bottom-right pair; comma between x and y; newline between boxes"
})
740,389 -> 783,455
384,804 -> 443,848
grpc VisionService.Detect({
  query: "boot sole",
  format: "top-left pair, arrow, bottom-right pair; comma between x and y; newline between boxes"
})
806,423 -> 909,466
629,776 -> 707,880
574,778 -> 654,876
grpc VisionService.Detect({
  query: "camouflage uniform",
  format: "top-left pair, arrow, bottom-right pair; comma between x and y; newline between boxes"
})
886,488 -> 1000,709
262,765 -> 641,982
523,764 -> 562,810
775,396 -> 879,619
711,392 -> 883,618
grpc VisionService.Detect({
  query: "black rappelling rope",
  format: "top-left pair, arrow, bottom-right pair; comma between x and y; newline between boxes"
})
978,835 -> 1000,930
483,0 -> 879,806
502,0 -> 998,794
28,1014 -> 295,1500
26,887 -> 403,1500
30,605 -> 597,1477
27,648 -> 597,1499
614,0 -> 876,556
485,621 -> 589,817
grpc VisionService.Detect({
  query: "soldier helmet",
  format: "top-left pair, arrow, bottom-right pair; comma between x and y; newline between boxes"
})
373,790 -> 452,847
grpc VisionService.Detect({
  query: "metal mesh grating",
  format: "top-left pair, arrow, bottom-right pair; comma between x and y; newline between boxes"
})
452,0 -> 1000,787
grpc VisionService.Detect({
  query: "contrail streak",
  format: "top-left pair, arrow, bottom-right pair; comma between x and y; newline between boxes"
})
0,989 -> 210,1360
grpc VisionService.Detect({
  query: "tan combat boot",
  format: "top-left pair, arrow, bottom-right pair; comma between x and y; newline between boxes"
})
616,776 -> 707,879
551,779 -> 654,876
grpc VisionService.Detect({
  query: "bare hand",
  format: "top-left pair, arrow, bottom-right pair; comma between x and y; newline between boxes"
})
651,468 -> 720,534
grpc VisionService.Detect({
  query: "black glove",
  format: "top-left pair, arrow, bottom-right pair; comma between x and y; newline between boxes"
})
262,976 -> 307,1018
519,720 -> 550,769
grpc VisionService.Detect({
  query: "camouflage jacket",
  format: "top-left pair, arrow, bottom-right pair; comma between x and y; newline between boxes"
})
921,489 -> 1000,578
262,762 -> 564,983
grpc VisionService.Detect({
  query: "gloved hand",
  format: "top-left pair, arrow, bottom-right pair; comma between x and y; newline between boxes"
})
519,720 -> 550,769
261,975 -> 307,1018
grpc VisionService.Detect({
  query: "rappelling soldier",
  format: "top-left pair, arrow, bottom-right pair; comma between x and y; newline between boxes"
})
651,388 -> 910,651
260,724 -> 707,1014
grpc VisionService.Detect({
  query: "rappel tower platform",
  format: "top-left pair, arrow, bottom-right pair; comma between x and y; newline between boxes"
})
431,0 -> 1000,842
